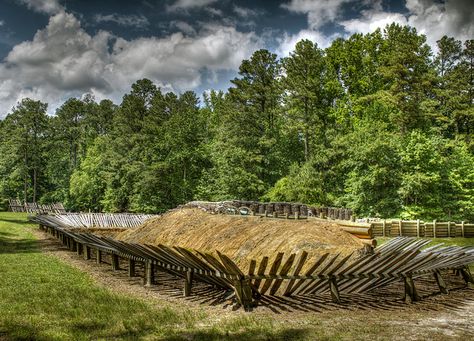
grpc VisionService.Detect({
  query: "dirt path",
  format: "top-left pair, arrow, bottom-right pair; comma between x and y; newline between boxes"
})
31,228 -> 474,339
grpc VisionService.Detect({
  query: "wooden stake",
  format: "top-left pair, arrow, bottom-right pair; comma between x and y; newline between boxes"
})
461,221 -> 465,238
329,277 -> 341,303
145,261 -> 154,287
460,266 -> 474,289
434,270 -> 449,294
404,275 -> 421,303
433,220 -> 437,238
84,246 -> 91,260
76,243 -> 83,256
111,254 -> 120,270
96,249 -> 102,264
128,259 -> 136,277
416,219 -> 420,238
184,270 -> 193,297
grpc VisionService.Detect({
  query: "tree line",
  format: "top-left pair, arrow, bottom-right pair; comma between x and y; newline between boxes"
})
0,23 -> 473,220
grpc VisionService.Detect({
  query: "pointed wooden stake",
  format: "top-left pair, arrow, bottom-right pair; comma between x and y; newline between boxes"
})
434,270 -> 449,294
404,275 -> 421,303
329,277 -> 341,303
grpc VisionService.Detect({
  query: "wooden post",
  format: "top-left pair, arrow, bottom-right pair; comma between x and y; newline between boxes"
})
295,211 -> 299,220
184,270 -> 193,297
96,249 -> 102,264
447,221 -> 451,238
403,275 -> 420,303
76,243 -> 83,256
145,261 -> 154,287
416,219 -> 420,238
434,270 -> 449,294
399,220 -> 402,236
128,259 -> 136,277
328,277 -> 341,303
461,221 -> 465,238
111,254 -> 120,270
233,277 -> 254,311
264,209 -> 268,218
273,211 -> 277,218
71,239 -> 77,252
382,220 -> 386,237
84,246 -> 91,260
433,220 -> 437,238
460,266 -> 474,289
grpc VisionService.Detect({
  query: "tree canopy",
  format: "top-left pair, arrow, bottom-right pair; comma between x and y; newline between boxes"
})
1,24 -> 473,220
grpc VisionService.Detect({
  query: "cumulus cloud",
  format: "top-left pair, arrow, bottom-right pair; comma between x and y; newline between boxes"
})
233,5 -> 264,18
277,29 -> 334,57
93,13 -> 150,28
16,0 -> 63,14
406,0 -> 474,47
170,20 -> 196,35
282,0 -> 352,30
0,11 -> 261,117
167,0 -> 218,12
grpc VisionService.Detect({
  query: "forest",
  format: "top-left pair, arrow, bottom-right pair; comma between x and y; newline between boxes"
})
0,23 -> 473,221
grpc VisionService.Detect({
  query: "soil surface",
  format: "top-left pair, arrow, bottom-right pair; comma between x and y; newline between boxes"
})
32,228 -> 474,340
116,208 -> 365,271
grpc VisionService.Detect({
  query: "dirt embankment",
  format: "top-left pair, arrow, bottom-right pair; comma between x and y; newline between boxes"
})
117,208 -> 365,272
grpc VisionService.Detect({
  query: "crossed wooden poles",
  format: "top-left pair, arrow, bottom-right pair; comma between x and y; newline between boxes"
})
34,214 -> 474,310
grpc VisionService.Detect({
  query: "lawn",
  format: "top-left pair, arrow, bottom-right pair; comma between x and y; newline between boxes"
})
1,212 -> 473,340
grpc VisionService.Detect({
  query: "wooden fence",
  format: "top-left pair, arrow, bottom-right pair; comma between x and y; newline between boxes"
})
372,220 -> 474,238
32,214 -> 474,310
8,199 -> 66,214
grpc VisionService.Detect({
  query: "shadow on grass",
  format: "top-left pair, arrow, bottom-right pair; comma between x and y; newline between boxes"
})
0,217 -> 34,226
0,231 -> 38,254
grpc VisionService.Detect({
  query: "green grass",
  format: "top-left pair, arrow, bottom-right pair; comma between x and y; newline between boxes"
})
1,212 -> 473,340
0,212 -> 311,340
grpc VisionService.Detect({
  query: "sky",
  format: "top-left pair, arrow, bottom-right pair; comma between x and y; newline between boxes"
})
0,0 -> 473,117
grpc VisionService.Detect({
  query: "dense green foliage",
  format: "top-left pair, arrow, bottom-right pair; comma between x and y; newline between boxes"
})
1,24 -> 473,220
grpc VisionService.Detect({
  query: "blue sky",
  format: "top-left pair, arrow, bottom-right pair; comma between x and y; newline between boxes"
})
0,0 -> 472,117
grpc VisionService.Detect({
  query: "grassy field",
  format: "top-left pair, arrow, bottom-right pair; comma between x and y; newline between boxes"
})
1,212 -> 473,340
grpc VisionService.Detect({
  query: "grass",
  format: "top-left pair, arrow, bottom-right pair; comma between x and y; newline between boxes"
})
1,212 -> 473,340
0,212 -> 308,340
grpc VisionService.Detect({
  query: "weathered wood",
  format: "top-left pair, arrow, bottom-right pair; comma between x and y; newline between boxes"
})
184,270 -> 193,297
434,270 -> 448,294
270,253 -> 295,295
145,261 -> 154,287
460,266 -> 474,288
403,275 -> 420,303
416,219 -> 420,238
84,245 -> 91,260
76,243 -> 83,255
329,277 -> 341,303
96,249 -> 102,264
433,220 -> 437,238
111,254 -> 120,270
253,256 -> 268,290
260,253 -> 284,295
283,251 -> 308,296
128,259 -> 136,277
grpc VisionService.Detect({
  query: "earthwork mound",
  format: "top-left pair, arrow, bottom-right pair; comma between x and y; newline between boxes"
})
117,208 -> 365,272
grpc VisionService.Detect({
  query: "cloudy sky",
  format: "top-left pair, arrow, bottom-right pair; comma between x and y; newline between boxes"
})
0,0 -> 472,117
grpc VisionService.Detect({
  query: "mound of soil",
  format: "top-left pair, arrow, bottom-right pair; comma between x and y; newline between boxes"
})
117,208 -> 365,272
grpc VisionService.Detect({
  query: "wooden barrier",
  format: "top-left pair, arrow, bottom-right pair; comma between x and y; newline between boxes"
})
32,214 -> 474,310
371,220 -> 474,238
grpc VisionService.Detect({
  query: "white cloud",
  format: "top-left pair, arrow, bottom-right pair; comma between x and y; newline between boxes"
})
170,21 -> 196,35
17,0 -> 62,14
167,0 -> 218,12
277,29 -> 334,57
406,0 -> 474,47
282,0 -> 352,30
0,11 -> 261,117
0,20 -> 4,26
93,13 -> 150,28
